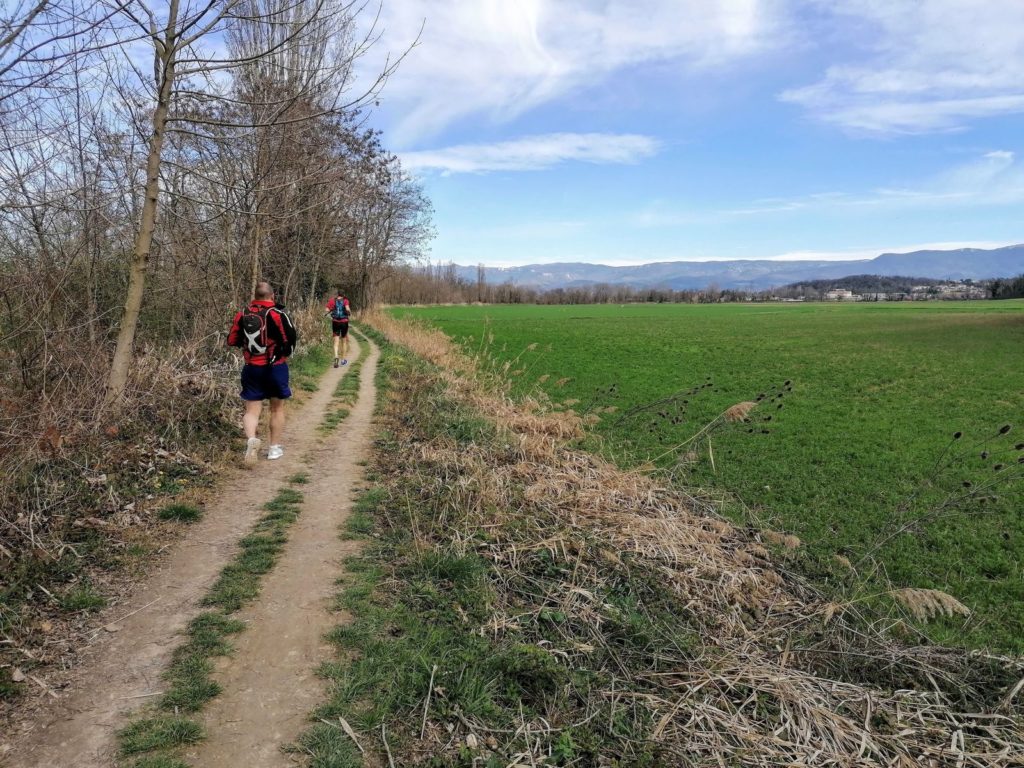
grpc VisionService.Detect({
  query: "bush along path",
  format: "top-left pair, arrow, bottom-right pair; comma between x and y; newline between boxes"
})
3,335 -> 377,768
293,316 -> 1024,767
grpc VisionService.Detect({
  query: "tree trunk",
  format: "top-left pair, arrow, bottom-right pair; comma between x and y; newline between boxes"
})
105,0 -> 179,402
249,212 -> 261,297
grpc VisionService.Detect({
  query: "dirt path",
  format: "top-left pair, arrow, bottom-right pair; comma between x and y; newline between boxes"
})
3,336 -> 376,768
185,339 -> 378,766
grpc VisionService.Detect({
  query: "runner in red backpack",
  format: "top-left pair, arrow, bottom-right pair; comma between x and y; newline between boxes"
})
324,287 -> 351,368
227,281 -> 298,463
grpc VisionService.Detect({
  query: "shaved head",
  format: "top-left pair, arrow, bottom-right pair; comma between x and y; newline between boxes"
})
254,281 -> 274,300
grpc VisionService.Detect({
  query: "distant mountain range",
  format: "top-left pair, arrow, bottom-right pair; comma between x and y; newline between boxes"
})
454,244 -> 1024,291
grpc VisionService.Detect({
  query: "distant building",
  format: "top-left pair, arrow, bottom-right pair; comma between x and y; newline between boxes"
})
824,289 -> 857,301
908,281 -> 987,300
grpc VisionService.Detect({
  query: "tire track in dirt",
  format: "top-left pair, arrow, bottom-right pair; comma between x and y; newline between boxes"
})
3,340 -> 367,768
183,337 -> 378,767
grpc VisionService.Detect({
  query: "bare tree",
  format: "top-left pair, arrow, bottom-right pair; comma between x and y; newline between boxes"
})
100,0 -> 411,400
342,162 -> 433,307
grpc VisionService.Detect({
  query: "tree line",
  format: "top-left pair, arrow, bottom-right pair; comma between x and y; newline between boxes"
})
378,263 -> 738,305
989,274 -> 1024,299
378,263 -> 1024,305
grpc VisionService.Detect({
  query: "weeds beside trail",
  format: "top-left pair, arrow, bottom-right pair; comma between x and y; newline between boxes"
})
300,313 -> 1023,767
0,315 -> 327,717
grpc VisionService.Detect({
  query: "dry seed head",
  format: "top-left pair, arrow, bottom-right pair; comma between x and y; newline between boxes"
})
891,587 -> 969,622
724,401 -> 758,422
537,374 -> 550,383
822,602 -> 844,625
746,544 -> 770,560
555,377 -> 571,387
762,530 -> 801,550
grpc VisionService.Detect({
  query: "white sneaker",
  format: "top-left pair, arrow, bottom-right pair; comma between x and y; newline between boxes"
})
244,437 -> 261,464
267,444 -> 284,460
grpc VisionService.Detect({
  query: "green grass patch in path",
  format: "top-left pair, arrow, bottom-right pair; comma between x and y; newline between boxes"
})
318,355 -> 365,434
116,478 -> 306,765
119,717 -> 204,755
393,301 -> 1024,654
128,756 -> 191,768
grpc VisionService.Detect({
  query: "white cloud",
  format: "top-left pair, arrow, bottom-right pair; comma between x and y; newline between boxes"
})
782,0 -> 1024,133
360,0 -> 784,145
875,150 -> 1024,205
631,151 -> 1024,228
400,132 -> 659,173
766,241 -> 1019,262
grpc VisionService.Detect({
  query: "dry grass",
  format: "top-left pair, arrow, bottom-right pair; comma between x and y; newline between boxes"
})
366,311 -> 1024,767
892,587 -> 971,622
762,529 -> 803,550
365,309 -> 584,444
723,400 -> 758,422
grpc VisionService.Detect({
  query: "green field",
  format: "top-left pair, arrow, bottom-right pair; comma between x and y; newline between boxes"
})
393,301 -> 1024,653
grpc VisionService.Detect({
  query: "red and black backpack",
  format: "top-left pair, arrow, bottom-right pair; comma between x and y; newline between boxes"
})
239,304 -> 272,356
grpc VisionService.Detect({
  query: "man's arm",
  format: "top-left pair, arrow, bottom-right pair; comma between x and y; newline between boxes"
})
226,311 -> 242,347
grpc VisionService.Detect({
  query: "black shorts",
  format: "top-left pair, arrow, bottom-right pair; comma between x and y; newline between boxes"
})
240,363 -> 292,401
331,320 -> 350,338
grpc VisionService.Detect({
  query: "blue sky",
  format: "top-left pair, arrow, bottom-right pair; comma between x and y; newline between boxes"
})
357,0 -> 1024,266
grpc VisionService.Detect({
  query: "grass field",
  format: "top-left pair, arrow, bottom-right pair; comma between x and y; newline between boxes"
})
393,301 -> 1024,653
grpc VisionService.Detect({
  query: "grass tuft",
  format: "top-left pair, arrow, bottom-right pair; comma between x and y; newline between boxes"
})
118,717 -> 203,755
60,583 -> 106,611
158,503 -> 202,523
129,756 -> 191,768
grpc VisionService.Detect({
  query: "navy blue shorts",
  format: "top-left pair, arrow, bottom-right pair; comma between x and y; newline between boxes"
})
240,363 -> 292,401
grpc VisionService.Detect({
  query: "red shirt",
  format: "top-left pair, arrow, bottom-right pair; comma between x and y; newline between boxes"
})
227,300 -> 290,366
326,296 -> 350,321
